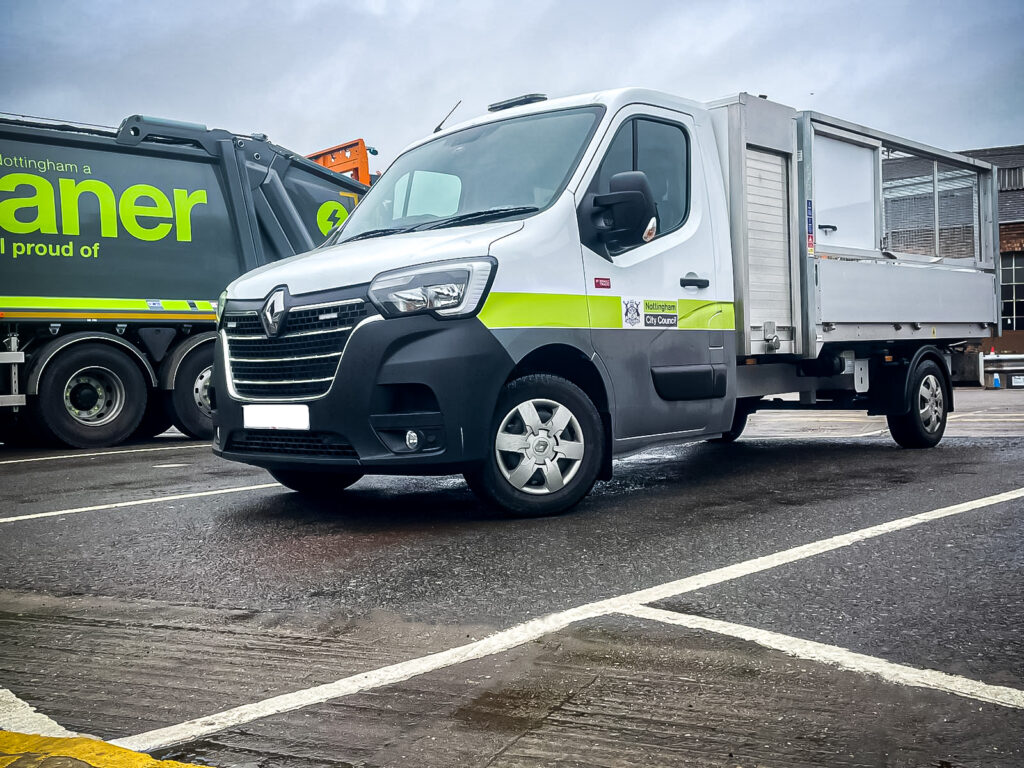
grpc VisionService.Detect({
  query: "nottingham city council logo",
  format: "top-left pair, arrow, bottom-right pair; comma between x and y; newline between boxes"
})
623,299 -> 642,327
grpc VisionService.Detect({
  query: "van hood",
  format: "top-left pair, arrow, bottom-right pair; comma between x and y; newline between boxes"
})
227,220 -> 523,299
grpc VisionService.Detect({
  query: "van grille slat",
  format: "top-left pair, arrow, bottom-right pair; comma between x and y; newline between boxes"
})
223,300 -> 369,399
226,429 -> 358,458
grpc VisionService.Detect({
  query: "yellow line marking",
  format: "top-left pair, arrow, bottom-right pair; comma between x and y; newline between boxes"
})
0,484 -> 280,524
0,731 -> 212,767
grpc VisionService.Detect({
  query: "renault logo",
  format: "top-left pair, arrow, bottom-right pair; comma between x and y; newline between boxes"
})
261,289 -> 287,337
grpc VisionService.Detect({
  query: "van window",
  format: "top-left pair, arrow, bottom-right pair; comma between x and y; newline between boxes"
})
636,119 -> 688,232
589,117 -> 690,254
337,106 -> 605,242
393,170 -> 462,219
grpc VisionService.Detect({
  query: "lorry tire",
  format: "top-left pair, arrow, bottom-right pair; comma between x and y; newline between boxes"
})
464,374 -> 603,517
168,346 -> 215,440
35,343 -> 147,448
131,395 -> 174,441
268,468 -> 363,495
886,359 -> 948,449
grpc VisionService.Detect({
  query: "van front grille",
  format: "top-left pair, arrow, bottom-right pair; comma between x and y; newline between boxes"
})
226,430 -> 358,458
223,299 -> 369,399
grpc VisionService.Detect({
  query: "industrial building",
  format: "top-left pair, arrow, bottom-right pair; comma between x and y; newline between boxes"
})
963,145 -> 1024,352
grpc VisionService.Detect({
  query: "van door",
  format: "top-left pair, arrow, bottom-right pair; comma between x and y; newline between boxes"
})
577,108 -> 730,442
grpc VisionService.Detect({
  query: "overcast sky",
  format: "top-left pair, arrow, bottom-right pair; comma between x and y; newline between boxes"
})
2,0 -> 1021,171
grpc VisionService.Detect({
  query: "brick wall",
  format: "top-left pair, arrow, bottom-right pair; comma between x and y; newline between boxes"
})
1001,221 -> 1024,253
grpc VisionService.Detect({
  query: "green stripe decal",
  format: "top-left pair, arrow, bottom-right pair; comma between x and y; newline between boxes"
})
478,293 -> 591,329
0,296 -> 215,311
478,292 -> 734,330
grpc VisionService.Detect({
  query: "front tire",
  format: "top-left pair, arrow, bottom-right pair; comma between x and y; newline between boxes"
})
887,359 -> 948,449
34,343 -> 147,448
269,468 -> 363,495
464,374 -> 604,517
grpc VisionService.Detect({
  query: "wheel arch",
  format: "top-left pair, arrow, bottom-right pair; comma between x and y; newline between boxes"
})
158,331 -> 217,390
26,332 -> 158,395
903,345 -> 954,415
506,343 -> 614,480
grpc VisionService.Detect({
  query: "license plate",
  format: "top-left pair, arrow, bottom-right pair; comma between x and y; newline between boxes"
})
243,404 -> 310,431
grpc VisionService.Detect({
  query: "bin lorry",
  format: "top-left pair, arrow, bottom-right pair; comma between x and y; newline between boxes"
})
0,114 -> 366,447
211,89 -> 999,516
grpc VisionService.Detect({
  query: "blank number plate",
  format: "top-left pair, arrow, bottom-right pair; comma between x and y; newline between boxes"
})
243,404 -> 310,431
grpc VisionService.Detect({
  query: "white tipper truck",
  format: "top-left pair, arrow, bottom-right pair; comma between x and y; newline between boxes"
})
211,89 -> 999,516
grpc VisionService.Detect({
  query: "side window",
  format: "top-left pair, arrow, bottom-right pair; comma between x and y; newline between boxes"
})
584,116 -> 690,256
636,119 -> 688,233
594,123 -> 633,194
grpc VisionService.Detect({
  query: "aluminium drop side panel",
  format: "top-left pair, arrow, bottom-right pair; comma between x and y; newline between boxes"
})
797,113 -> 998,345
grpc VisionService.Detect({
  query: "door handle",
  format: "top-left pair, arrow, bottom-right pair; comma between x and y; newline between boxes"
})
679,277 -> 710,289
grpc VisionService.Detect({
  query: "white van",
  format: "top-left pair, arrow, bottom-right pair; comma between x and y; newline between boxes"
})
212,89 -> 998,515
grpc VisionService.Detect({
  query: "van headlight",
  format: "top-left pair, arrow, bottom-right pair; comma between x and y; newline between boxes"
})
216,290 -> 228,323
368,257 -> 496,319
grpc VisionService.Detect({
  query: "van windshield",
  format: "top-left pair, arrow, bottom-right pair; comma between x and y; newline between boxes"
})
332,106 -> 604,244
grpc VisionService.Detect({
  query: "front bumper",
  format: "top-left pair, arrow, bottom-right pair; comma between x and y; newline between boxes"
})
212,311 -> 515,474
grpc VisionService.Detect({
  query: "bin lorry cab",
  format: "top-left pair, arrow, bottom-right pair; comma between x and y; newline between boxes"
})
0,114 -> 366,448
212,89 -> 999,516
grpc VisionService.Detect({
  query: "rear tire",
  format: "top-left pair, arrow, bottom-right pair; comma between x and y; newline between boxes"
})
887,359 -> 948,449
464,374 -> 603,517
707,400 -> 753,443
269,468 -> 363,495
35,343 -> 147,448
169,346 -> 215,439
131,393 -> 174,440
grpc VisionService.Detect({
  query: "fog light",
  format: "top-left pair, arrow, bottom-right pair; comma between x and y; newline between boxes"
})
405,430 -> 420,450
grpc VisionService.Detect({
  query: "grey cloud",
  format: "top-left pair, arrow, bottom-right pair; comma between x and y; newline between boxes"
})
1,0 -> 1020,169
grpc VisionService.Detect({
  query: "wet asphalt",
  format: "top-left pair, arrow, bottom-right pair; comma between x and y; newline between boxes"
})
1,388 -> 1022,767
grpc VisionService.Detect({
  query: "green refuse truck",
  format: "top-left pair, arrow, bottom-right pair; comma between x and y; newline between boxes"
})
0,113 -> 366,448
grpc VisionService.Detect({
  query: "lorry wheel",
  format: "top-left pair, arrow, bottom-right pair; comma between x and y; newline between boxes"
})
269,468 -> 363,495
464,374 -> 603,517
169,346 -> 215,440
886,359 -> 948,449
130,395 -> 174,441
35,343 -> 147,448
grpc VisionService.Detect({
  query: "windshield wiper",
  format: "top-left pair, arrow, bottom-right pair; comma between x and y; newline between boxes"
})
341,226 -> 416,244
417,206 -> 539,231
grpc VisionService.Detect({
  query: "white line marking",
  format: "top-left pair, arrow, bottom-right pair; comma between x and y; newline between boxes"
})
0,484 -> 280,524
0,686 -> 77,737
113,485 -> 1024,752
152,463 -> 192,469
0,443 -> 205,466
620,605 -> 1024,709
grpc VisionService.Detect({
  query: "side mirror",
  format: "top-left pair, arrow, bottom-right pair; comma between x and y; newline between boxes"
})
591,171 -> 657,250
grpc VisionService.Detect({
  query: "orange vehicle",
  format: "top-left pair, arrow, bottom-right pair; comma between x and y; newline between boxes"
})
307,139 -> 377,186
